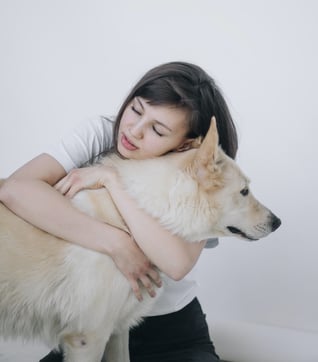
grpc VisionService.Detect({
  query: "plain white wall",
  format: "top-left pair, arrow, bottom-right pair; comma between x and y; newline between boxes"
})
1,0 -> 317,360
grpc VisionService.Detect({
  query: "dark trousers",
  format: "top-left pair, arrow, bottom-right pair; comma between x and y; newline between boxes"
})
40,298 -> 220,362
129,297 -> 220,362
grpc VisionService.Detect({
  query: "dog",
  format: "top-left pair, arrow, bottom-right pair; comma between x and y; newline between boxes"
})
0,118 -> 281,362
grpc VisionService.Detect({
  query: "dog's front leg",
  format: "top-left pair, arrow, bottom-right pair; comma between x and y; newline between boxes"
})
61,332 -> 110,362
104,331 -> 130,362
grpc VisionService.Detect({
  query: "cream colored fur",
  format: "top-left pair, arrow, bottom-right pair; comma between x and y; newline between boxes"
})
0,119 -> 281,362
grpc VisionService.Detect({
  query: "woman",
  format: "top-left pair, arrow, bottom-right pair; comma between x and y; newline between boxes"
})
0,61 -> 238,361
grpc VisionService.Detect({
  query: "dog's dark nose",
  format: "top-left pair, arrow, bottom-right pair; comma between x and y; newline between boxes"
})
271,214 -> 281,231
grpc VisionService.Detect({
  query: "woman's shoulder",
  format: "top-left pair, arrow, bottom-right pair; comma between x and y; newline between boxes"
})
45,115 -> 116,172
82,115 -> 115,139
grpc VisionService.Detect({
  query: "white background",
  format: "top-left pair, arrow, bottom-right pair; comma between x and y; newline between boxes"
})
0,1 -> 317,361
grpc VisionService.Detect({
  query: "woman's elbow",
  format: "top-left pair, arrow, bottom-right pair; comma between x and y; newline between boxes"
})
0,179 -> 15,205
0,178 -> 28,209
166,256 -> 194,281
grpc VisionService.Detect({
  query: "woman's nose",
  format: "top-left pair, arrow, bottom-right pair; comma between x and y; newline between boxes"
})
129,122 -> 144,139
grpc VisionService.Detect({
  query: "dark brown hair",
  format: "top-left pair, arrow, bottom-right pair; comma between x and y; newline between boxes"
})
114,61 -> 238,159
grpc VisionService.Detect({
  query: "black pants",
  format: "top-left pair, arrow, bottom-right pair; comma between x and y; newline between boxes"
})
40,298 -> 220,362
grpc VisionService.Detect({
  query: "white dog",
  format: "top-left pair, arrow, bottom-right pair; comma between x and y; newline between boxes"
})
0,118 -> 281,362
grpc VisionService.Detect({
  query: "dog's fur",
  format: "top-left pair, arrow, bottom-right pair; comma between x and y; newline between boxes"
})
0,119 -> 281,361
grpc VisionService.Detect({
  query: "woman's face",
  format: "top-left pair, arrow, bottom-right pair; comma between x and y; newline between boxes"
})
117,97 -> 191,160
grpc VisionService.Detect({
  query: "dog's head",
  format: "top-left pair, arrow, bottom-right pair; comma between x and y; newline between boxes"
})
184,117 -> 281,241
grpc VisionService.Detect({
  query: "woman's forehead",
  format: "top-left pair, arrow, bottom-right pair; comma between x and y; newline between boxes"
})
135,97 -> 190,130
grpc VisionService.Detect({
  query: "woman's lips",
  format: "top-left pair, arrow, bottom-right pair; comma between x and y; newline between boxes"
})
121,134 -> 138,151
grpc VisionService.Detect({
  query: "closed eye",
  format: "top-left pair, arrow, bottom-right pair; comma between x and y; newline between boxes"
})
240,187 -> 249,196
131,105 -> 142,116
152,126 -> 163,137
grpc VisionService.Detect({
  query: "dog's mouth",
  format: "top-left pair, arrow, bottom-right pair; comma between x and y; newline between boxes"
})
227,226 -> 259,241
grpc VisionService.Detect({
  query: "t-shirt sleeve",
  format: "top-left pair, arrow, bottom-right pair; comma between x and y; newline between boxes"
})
45,116 -> 115,172
205,238 -> 219,248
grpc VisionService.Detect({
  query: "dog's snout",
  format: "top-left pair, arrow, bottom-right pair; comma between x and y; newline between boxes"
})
271,214 -> 281,231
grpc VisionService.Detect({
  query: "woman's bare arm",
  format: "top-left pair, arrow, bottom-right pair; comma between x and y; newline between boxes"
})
55,165 -> 207,280
0,154 -> 161,300
105,175 -> 206,280
0,154 -> 121,253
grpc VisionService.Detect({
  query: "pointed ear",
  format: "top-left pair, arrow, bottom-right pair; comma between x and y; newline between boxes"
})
189,117 -> 223,190
174,136 -> 203,152
195,116 -> 219,166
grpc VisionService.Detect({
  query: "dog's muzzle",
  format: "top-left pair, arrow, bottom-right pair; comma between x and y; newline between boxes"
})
227,213 -> 281,241
226,226 -> 259,241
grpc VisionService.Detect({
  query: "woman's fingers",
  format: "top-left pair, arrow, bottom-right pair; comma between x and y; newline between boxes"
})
54,168 -> 95,197
147,267 -> 162,288
139,275 -> 156,298
130,279 -> 143,302
132,265 -> 162,300
54,166 -> 119,198
54,177 -> 69,194
55,177 -> 78,198
103,225 -> 163,301
130,273 -> 161,301
129,275 -> 156,302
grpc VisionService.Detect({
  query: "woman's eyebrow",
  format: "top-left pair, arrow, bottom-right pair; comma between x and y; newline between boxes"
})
136,97 -> 144,110
137,97 -> 172,132
156,121 -> 172,132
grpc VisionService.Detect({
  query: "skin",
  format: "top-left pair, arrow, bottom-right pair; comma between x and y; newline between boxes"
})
117,97 -> 194,159
0,97 -> 206,301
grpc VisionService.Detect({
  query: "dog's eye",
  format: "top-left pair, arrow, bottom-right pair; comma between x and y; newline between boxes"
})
240,187 -> 249,196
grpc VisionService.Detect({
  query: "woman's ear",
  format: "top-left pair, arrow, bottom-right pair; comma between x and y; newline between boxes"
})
175,137 -> 202,152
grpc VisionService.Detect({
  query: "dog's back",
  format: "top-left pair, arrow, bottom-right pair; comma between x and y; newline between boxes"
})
0,186 -> 152,348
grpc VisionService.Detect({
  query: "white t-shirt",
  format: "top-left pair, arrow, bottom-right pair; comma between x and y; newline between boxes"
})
46,116 -> 217,316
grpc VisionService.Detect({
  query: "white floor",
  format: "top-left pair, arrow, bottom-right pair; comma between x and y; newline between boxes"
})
0,340 -> 50,362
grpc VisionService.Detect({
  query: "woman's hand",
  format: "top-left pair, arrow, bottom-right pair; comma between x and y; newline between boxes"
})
110,228 -> 162,301
55,165 -> 161,300
54,165 -> 118,198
